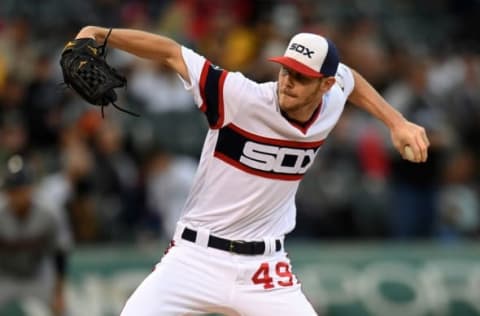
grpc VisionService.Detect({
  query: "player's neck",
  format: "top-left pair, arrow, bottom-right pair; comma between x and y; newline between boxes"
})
282,98 -> 322,123
281,102 -> 322,125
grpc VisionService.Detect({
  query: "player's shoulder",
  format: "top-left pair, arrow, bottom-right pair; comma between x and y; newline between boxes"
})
225,70 -> 266,87
335,63 -> 352,86
181,45 -> 277,106
334,63 -> 355,95
225,72 -> 277,107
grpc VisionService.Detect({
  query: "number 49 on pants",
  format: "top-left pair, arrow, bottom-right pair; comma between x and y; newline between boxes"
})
251,261 -> 295,289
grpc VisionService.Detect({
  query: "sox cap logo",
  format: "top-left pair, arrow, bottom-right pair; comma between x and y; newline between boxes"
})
269,33 -> 339,78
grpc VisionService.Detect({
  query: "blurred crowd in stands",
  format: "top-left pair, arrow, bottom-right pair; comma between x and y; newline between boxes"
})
0,0 -> 479,244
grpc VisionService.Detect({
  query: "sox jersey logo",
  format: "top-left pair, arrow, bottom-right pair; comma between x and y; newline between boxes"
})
240,141 -> 316,174
178,47 -> 354,239
214,124 -> 323,180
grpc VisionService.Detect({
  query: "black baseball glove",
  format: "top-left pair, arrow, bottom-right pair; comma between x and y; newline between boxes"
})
60,29 -> 138,117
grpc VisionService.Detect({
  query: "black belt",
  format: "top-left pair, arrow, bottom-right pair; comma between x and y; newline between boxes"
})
181,227 -> 281,255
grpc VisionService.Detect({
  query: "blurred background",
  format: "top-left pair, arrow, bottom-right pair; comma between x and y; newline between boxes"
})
0,0 -> 479,315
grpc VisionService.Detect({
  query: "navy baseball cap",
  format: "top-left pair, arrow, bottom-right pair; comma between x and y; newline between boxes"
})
1,155 -> 33,190
269,33 -> 340,78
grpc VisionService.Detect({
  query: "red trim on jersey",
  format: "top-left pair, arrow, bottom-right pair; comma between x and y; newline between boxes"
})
214,152 -> 304,181
199,61 -> 210,113
228,124 -> 325,148
198,60 -> 227,128
281,103 -> 322,134
212,70 -> 228,129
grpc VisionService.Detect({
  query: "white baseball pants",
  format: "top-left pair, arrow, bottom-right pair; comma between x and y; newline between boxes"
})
120,228 -> 317,315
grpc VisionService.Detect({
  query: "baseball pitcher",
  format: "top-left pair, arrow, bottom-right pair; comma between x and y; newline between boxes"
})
65,27 -> 429,315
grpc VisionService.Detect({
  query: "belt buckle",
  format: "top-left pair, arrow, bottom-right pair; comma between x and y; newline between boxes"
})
229,240 -> 245,253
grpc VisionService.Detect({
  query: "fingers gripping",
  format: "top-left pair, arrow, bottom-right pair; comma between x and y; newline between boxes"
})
393,121 -> 430,163
404,125 -> 429,163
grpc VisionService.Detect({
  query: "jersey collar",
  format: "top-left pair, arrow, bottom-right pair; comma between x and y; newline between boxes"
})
280,103 -> 322,134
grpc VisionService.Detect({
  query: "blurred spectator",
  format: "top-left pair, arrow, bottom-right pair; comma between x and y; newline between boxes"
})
144,146 -> 197,239
0,75 -> 29,161
338,15 -> 389,89
245,14 -> 288,82
23,54 -> 64,150
384,58 -> 451,239
90,119 -> 139,241
0,55 -> 6,91
181,0 -> 254,44
0,17 -> 38,84
448,0 -> 480,54
35,133 -> 96,243
436,149 -> 480,240
191,0 -> 256,71
295,108 -> 362,238
352,121 -> 391,238
94,0 -> 123,28
0,155 -> 71,316
129,61 -> 194,113
0,113 -> 28,164
443,53 -> 480,157
437,185 -> 479,240
0,74 -> 26,115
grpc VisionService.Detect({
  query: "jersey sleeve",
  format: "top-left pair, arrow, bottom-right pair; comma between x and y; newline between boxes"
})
180,46 -> 232,129
335,63 -> 355,97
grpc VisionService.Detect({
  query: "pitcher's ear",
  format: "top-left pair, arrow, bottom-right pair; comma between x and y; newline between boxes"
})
321,76 -> 336,90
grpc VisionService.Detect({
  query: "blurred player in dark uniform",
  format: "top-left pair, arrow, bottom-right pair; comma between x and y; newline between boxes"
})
0,156 -> 71,316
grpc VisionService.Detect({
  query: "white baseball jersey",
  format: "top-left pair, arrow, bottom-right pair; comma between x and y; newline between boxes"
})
178,46 -> 355,240
121,45 -> 355,316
